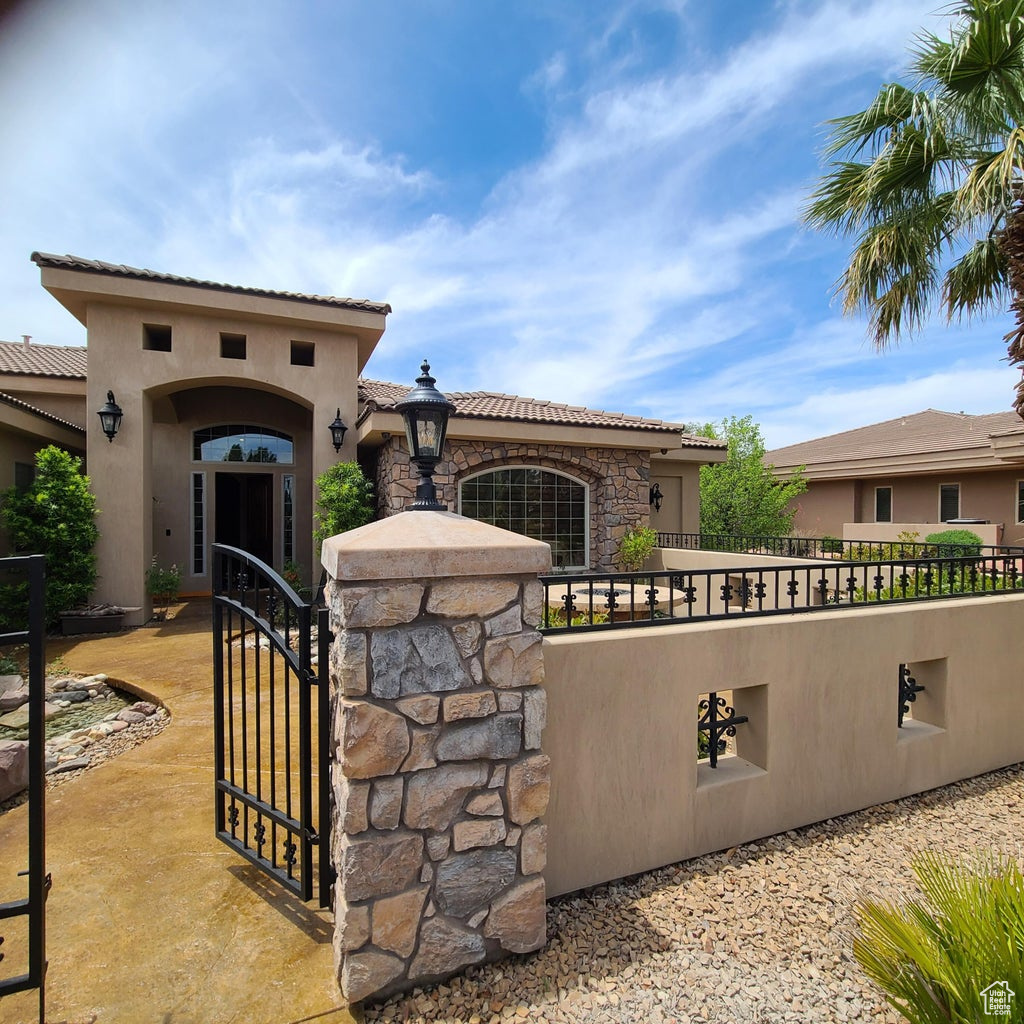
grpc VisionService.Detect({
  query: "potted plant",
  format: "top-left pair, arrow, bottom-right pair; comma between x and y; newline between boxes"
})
145,559 -> 181,621
59,603 -> 128,635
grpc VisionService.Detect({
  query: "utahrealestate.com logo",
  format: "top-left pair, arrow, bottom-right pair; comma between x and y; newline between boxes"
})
981,981 -> 1015,1017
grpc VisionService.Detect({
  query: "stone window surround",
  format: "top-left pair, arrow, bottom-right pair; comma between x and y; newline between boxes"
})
373,436 -> 650,571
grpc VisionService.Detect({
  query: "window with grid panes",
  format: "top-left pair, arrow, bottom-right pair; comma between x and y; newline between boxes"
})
459,467 -> 588,568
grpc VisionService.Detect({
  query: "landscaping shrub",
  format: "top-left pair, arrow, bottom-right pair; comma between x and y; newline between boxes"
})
924,529 -> 983,559
313,461 -> 375,553
0,446 -> 99,629
542,606 -> 609,629
854,851 -> 1024,1024
821,535 -> 844,555
617,525 -> 657,572
855,564 -> 1023,603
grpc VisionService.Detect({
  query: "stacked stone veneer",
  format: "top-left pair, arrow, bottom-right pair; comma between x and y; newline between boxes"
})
374,436 -> 649,569
322,512 -> 552,1004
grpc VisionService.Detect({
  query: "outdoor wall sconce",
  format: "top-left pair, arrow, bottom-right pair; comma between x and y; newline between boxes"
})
395,360 -> 456,511
97,390 -> 123,442
650,482 -> 663,512
328,408 -> 348,452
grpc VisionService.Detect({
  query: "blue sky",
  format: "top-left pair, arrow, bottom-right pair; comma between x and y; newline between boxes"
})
0,0 -> 1019,449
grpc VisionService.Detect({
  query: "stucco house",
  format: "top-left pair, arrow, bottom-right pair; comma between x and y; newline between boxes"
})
766,408 -> 1024,545
0,253 -> 724,623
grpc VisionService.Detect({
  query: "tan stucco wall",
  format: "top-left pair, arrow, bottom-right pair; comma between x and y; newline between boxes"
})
649,463 -> 700,535
83,301 -> 365,619
542,594 -> 1024,897
843,521 -> 1003,546
788,479 -> 858,537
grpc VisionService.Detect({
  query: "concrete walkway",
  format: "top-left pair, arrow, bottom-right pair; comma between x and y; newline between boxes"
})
0,601 -> 355,1024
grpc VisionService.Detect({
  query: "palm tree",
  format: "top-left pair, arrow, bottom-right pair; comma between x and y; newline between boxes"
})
804,0 -> 1024,416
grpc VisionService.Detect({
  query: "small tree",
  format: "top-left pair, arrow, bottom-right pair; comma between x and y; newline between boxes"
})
694,416 -> 807,539
617,525 -> 658,572
314,461 -> 375,553
0,445 -> 99,627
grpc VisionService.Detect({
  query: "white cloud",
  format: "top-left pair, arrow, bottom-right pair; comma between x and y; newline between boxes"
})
0,0 -> 1007,451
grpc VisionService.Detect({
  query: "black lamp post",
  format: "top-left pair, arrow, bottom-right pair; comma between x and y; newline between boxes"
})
395,360 -> 455,511
97,390 -> 123,442
328,408 -> 348,452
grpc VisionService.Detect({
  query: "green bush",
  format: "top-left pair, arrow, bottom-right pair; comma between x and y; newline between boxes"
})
314,461 -> 375,553
924,529 -> 983,559
0,446 -> 99,629
821,535 -> 844,555
854,851 -> 1024,1024
617,525 -> 658,572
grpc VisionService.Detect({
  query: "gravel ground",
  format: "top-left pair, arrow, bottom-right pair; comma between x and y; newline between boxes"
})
363,762 -> 1024,1024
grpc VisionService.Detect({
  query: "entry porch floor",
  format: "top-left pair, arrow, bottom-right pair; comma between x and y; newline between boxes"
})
0,599 -> 352,1024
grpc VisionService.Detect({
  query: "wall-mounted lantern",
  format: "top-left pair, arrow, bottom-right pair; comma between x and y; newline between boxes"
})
97,390 -> 123,442
329,408 -> 348,452
395,360 -> 456,511
649,482 -> 663,512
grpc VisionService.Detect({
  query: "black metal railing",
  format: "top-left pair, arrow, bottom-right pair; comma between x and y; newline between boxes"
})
0,555 -> 49,1022
539,550 -> 1024,633
656,532 -> 1024,562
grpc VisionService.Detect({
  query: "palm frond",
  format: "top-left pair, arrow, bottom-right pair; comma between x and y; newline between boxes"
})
822,84 -> 927,158
854,851 -> 1024,1024
944,232 -> 1008,317
956,129 -> 1024,219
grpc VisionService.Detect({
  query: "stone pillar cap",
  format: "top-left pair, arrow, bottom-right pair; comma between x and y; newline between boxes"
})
321,511 -> 551,581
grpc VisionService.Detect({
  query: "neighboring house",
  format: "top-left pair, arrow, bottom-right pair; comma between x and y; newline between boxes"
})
1,253 -> 724,622
766,409 -> 1024,544
0,337 -> 87,493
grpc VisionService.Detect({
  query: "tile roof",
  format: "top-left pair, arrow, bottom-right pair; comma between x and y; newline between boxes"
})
767,409 -> 1024,469
31,252 -> 392,316
0,339 -> 87,379
0,390 -> 86,434
358,377 -> 723,448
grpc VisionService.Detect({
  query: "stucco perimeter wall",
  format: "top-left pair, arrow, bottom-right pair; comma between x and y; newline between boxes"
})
542,594 -> 1024,897
375,438 -> 650,569
650,547 -> 830,571
843,521 -> 1002,547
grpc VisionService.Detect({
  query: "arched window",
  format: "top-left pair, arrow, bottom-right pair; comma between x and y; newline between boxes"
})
459,466 -> 588,568
193,425 -> 294,464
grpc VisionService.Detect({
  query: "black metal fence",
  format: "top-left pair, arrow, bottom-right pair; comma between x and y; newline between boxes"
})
0,555 -> 48,1022
213,545 -> 332,908
656,531 -> 1024,561
539,550 -> 1024,634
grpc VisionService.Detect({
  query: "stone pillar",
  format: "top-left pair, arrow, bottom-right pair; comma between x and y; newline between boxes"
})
321,511 -> 551,1004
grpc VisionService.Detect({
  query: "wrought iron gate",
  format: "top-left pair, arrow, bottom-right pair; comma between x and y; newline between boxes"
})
0,554 -> 49,1021
212,545 -> 332,907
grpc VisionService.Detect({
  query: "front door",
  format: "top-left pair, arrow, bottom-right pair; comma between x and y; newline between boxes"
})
215,473 -> 273,566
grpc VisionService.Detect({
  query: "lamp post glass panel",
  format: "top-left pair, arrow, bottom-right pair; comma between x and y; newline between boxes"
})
396,361 -> 455,510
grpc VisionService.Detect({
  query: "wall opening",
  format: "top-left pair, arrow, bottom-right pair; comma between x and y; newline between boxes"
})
220,333 -> 247,359
143,323 -> 172,352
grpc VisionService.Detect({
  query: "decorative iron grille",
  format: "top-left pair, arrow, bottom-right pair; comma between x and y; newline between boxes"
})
698,693 -> 748,768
